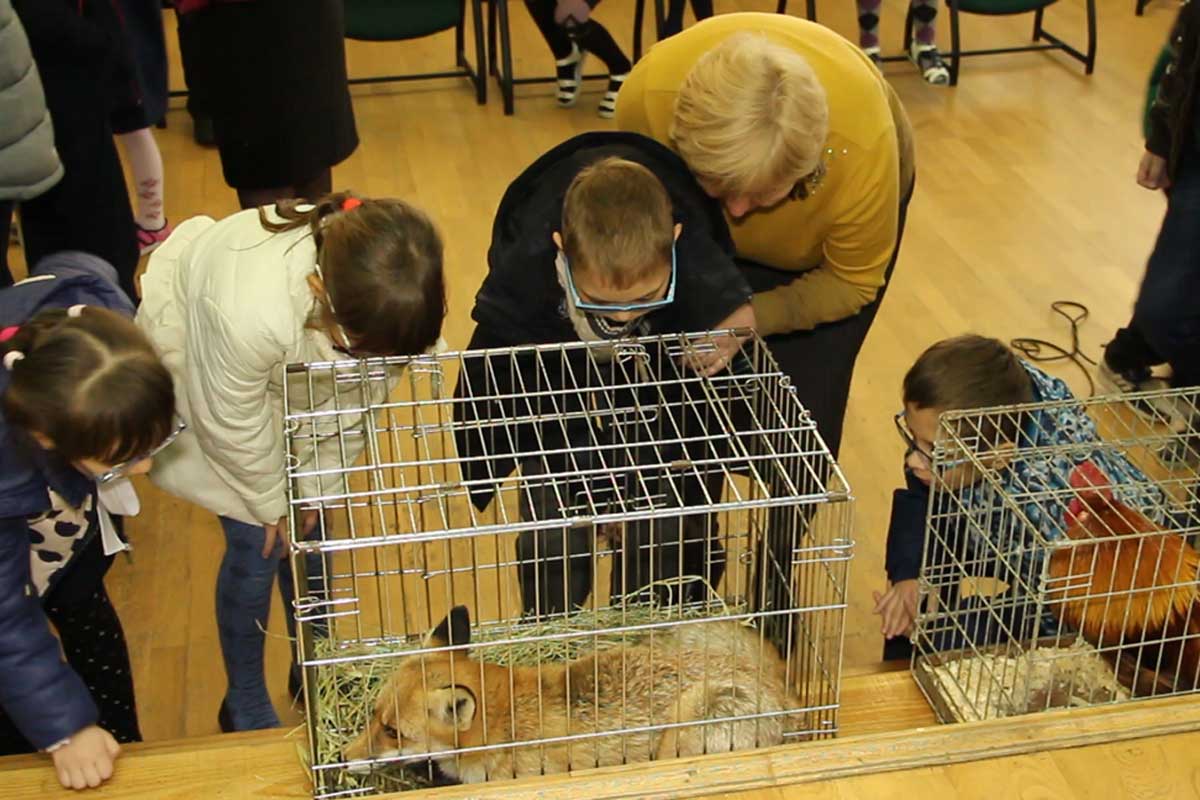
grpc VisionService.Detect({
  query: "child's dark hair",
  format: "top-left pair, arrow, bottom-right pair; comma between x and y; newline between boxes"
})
260,192 -> 445,357
561,157 -> 675,290
2,307 -> 176,464
903,335 -> 1035,443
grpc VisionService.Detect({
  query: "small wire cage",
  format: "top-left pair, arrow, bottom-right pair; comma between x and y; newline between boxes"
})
910,385 -> 1200,723
283,331 -> 854,797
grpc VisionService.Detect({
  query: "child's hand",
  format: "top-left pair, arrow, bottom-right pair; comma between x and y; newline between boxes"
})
872,579 -> 919,640
1137,150 -> 1170,190
688,303 -> 756,377
50,725 -> 120,790
262,510 -> 321,558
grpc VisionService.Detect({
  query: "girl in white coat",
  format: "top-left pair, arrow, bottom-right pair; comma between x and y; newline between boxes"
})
136,193 -> 445,731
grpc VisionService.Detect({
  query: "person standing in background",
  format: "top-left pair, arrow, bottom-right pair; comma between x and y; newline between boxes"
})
172,0 -> 358,209
10,0 -> 140,301
0,0 -> 63,287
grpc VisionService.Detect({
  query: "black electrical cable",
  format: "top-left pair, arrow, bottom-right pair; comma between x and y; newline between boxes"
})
1010,301 -> 1097,397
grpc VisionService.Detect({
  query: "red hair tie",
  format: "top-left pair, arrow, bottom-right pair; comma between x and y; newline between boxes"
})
341,197 -> 363,211
0,326 -> 19,343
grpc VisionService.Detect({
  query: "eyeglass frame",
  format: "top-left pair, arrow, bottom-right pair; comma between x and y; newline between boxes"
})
894,410 -> 937,466
313,260 -> 357,356
560,243 -> 677,313
95,417 -> 187,485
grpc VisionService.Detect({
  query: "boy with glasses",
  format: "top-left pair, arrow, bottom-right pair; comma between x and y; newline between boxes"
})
457,133 -> 753,618
877,335 -> 1156,660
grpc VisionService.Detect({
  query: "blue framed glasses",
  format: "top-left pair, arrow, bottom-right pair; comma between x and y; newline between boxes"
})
561,244 -> 677,313
96,417 -> 187,485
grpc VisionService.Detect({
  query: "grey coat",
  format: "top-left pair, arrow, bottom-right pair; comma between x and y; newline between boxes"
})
0,0 -> 62,201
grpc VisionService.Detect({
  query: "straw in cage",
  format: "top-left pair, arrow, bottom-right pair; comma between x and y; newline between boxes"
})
920,639 -> 1130,722
308,590 -> 746,795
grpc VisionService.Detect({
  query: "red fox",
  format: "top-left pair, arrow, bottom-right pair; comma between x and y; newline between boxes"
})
343,606 -> 800,783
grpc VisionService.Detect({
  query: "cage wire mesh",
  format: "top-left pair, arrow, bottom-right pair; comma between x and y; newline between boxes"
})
282,331 -> 853,797
910,386 -> 1200,723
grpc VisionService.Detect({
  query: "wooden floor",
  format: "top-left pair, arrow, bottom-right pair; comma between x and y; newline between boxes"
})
6,0 -> 1180,750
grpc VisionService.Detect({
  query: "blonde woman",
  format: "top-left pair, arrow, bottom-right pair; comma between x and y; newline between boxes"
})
616,13 -> 915,461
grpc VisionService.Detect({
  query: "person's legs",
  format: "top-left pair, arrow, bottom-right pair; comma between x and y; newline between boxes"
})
45,584 -> 142,744
19,116 -> 139,301
294,170 -> 333,203
215,516 -> 283,730
236,186 -> 296,211
524,0 -> 586,108
572,18 -> 632,118
856,0 -> 883,61
908,0 -> 950,85
741,182 -> 912,651
517,458 -> 595,617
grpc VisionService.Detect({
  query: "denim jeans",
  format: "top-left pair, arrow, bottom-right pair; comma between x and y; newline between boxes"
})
215,516 -> 326,730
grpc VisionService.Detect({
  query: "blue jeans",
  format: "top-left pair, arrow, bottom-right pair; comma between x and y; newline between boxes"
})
215,516 -> 326,730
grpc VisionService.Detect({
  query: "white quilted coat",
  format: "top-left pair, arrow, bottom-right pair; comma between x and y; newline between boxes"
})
136,208 -> 400,526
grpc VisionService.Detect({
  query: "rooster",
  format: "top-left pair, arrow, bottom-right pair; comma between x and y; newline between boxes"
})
1046,461 -> 1200,696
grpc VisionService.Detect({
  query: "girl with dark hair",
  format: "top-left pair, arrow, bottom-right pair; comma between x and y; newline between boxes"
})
136,193 -> 447,731
0,251 -> 176,789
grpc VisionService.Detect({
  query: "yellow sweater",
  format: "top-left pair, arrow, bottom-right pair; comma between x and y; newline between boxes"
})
616,13 -> 916,337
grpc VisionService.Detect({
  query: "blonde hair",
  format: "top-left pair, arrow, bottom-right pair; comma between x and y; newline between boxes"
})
670,32 -> 830,198
561,157 -> 674,290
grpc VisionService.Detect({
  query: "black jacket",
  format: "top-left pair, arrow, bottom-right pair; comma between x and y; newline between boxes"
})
1147,0 -> 1200,180
470,131 -> 750,347
457,132 -> 752,510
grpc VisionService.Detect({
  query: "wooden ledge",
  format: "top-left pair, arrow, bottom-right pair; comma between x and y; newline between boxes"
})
4,670 -> 1198,799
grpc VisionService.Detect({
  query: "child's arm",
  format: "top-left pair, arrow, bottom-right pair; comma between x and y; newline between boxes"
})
0,518 -> 102,753
874,474 -> 931,639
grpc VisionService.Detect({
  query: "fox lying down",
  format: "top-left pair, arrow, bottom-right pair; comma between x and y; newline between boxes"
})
344,606 -> 800,783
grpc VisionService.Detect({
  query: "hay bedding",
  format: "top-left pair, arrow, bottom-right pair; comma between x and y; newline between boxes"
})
923,640 -> 1130,722
305,603 -> 742,796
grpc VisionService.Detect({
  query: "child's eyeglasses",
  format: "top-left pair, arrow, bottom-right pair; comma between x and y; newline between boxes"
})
893,411 -> 936,465
313,261 -> 358,356
561,244 -> 677,313
95,418 -> 187,485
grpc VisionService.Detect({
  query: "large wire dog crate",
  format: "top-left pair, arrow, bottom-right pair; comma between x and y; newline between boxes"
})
911,386 -> 1200,723
283,331 -> 853,797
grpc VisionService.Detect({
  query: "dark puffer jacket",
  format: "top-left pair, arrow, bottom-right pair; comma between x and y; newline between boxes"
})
0,252 -> 135,750
1146,0 -> 1200,181
0,0 -> 61,201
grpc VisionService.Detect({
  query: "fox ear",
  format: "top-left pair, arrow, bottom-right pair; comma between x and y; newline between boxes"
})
429,685 -> 477,731
425,605 -> 472,648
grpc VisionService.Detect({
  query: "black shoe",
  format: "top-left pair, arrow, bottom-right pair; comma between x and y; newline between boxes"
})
217,700 -> 234,733
192,115 -> 216,147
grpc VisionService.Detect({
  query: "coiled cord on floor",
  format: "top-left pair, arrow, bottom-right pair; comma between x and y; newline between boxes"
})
1010,301 -> 1097,396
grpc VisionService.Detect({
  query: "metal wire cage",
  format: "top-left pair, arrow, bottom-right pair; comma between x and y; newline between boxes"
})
282,331 -> 854,797
910,385 -> 1200,723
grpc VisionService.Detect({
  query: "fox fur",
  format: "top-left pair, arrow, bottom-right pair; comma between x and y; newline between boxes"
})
343,606 -> 799,783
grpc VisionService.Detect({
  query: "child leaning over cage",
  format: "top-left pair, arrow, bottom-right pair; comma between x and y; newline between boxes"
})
136,193 -> 447,732
455,132 -> 754,619
876,335 -> 1160,661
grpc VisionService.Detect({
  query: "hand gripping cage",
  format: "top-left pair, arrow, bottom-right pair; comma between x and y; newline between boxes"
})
283,331 -> 853,797
910,386 -> 1200,723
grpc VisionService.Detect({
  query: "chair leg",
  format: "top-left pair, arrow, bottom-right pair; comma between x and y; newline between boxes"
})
653,0 -> 666,39
776,0 -> 788,12
903,3 -> 914,53
948,0 -> 961,86
634,0 -> 645,62
472,0 -> 487,104
806,0 -> 816,21
1033,7 -> 1044,42
456,0 -> 466,61
1084,0 -> 1097,73
497,0 -> 515,115
1136,0 -> 1148,15
488,0 -> 499,76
